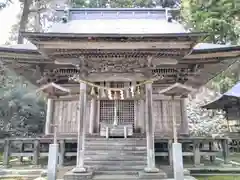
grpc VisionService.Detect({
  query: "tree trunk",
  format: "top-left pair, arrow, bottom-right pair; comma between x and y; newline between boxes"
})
17,0 -> 31,44
33,0 -> 41,31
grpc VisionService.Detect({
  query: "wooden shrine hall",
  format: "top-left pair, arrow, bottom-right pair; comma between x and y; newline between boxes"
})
0,8 -> 240,180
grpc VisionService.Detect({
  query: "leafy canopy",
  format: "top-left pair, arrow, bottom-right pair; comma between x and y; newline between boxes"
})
181,0 -> 240,44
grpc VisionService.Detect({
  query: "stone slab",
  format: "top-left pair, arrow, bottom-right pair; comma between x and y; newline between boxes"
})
193,164 -> 205,167
64,171 -> 93,180
184,169 -> 190,176
172,143 -> 184,180
221,163 -> 233,167
138,170 -> 167,179
48,144 -> 59,180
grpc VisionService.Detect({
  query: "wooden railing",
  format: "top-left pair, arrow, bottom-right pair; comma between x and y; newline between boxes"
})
0,136 -> 231,167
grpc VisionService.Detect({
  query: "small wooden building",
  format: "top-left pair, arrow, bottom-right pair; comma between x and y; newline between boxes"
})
203,82 -> 240,133
0,8 -> 240,179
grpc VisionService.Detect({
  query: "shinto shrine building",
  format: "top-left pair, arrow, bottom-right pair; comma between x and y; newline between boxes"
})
0,8 -> 240,180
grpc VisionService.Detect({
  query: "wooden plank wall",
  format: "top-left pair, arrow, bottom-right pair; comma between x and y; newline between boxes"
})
51,99 -> 91,134
48,98 -> 188,136
153,99 -> 188,137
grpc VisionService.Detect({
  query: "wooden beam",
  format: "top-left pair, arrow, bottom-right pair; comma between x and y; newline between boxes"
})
184,51 -> 240,59
0,53 -> 43,59
37,41 -> 193,50
2,59 -> 51,64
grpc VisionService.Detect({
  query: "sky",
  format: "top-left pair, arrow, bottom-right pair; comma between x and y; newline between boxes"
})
0,1 -> 20,45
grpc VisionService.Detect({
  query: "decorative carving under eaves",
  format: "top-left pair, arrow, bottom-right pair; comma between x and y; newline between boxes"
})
87,58 -> 149,73
152,67 -> 195,84
37,68 -> 81,84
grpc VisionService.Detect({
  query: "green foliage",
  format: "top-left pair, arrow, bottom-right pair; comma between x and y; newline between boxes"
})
181,0 -> 240,93
210,70 -> 239,94
0,87 -> 46,137
0,0 -> 10,10
181,0 -> 240,44
0,66 -> 45,138
73,0 -> 178,8
197,176 -> 238,180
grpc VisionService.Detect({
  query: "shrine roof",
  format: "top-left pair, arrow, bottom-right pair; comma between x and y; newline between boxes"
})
0,43 -> 38,53
202,82 -> 240,110
48,19 -> 186,34
1,42 -> 239,55
48,8 -> 186,34
57,8 -> 178,20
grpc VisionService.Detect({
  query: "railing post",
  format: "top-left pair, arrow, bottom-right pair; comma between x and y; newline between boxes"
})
33,139 -> 40,165
193,140 -> 201,166
209,141 -> 216,162
59,140 -> 65,167
222,139 -> 230,164
3,139 -> 10,167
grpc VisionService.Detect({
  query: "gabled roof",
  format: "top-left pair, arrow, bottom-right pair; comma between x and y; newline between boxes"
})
49,8 -> 186,34
0,43 -> 38,53
202,82 -> 240,110
194,43 -> 232,50
56,7 -> 179,20
48,19 -> 186,34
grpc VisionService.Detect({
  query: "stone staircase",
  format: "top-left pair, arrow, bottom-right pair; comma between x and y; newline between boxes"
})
84,136 -> 147,178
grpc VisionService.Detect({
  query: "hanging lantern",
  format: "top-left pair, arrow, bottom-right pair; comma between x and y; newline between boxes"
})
120,90 -> 124,100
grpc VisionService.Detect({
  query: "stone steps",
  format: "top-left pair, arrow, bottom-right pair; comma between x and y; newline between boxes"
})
84,156 -> 146,161
84,141 -> 147,148
85,161 -> 145,166
85,149 -> 146,153
94,170 -> 139,175
84,145 -> 146,150
85,141 -> 146,144
89,165 -> 145,171
85,151 -> 147,156
85,137 -> 147,174
93,174 -> 139,180
85,138 -> 146,142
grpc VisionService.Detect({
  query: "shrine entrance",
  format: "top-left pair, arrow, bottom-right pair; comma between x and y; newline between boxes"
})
99,100 -> 135,137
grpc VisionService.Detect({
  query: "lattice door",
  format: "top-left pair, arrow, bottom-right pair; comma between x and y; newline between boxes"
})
100,100 -> 135,126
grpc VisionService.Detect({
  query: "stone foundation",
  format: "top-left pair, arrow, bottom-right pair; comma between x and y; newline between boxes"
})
64,171 -> 93,180
138,170 -> 167,179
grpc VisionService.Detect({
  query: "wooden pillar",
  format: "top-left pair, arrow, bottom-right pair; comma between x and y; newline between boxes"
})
19,141 -> 24,163
139,99 -> 145,133
221,139 -> 230,164
96,100 -> 100,133
74,82 -> 87,172
193,140 -> 201,166
134,100 -> 138,132
180,98 -> 189,135
209,141 -> 216,162
45,98 -> 54,135
144,83 -> 158,172
3,139 -> 10,167
89,98 -> 97,134
59,140 -> 65,167
171,98 -> 178,143
168,139 -> 173,166
33,140 -> 40,165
